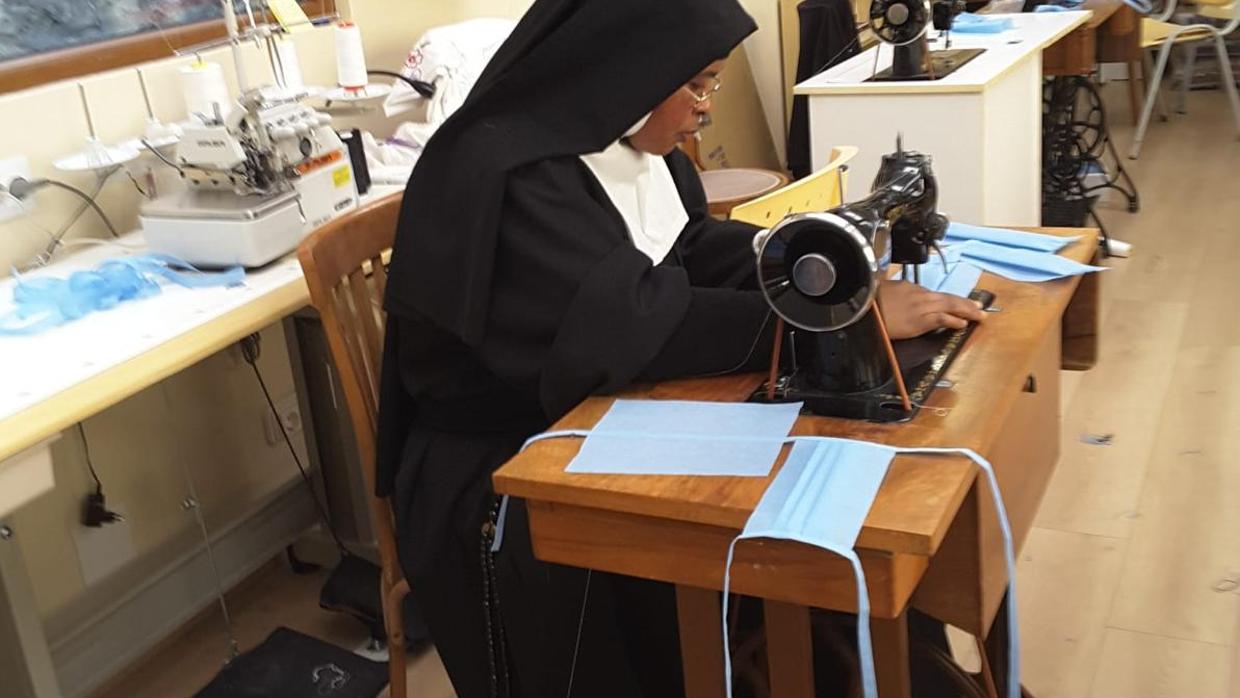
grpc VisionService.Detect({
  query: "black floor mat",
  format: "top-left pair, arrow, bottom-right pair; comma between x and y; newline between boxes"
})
195,627 -> 388,698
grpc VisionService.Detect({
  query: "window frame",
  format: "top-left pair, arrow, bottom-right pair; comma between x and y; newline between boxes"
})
0,0 -> 336,97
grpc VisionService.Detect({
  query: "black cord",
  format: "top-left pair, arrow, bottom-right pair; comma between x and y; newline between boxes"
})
78,422 -> 103,492
687,308 -> 776,380
125,171 -> 151,198
367,69 -> 436,98
239,333 -> 349,555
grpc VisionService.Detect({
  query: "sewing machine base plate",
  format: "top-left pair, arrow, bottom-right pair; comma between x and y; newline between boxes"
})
751,289 -> 995,422
870,48 -> 986,82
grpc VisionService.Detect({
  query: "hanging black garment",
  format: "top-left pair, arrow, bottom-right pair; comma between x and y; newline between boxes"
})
786,0 -> 860,179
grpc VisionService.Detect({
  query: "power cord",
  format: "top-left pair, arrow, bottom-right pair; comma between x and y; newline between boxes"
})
7,177 -> 120,239
141,139 -> 185,176
238,332 -> 349,555
78,422 -> 125,528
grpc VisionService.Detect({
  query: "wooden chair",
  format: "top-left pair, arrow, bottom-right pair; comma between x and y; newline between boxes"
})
728,145 -> 859,226
297,193 -> 411,698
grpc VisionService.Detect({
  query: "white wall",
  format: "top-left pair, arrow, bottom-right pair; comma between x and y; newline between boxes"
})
738,0 -> 789,167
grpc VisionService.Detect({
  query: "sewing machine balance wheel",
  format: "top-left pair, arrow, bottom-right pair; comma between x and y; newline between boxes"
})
755,212 -> 883,333
870,0 -> 929,45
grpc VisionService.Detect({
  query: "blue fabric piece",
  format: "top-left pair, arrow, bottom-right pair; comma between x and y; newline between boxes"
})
564,400 -> 802,476
723,439 -> 893,698
952,13 -> 1015,32
913,259 -> 984,298
945,223 -> 1079,252
0,254 -> 245,336
1034,5 -> 1068,11
938,262 -> 985,297
957,240 -> 1106,282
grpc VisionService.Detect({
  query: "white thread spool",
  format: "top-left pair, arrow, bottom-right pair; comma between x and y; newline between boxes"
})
180,61 -> 231,121
334,22 -> 369,90
274,36 -> 305,89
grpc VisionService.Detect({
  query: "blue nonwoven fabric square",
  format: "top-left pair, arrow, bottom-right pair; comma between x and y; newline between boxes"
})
565,400 -> 803,476
945,223 -> 1079,252
958,241 -> 1106,282
913,255 -> 984,297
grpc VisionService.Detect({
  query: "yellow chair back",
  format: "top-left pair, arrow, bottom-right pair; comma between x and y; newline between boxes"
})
728,146 -> 859,227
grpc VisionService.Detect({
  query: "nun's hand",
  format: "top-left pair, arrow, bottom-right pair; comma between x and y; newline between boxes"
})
877,279 -> 986,340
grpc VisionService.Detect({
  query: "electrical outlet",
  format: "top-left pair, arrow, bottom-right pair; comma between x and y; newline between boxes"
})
73,507 -> 135,586
0,155 -> 32,223
264,392 -> 304,446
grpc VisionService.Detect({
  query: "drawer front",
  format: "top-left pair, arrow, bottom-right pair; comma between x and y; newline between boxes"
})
914,323 -> 1062,634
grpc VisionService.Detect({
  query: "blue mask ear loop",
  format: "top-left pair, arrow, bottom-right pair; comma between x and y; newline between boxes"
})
723,533 -> 875,698
725,439 -> 1019,698
888,445 -> 1020,698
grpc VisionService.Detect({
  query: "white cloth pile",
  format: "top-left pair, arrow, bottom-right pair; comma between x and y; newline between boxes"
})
365,18 -> 517,184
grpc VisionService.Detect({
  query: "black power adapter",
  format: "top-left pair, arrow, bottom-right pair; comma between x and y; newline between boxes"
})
82,485 -> 124,528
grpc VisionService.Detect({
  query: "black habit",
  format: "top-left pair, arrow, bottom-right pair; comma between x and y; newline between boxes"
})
375,1 -> 769,695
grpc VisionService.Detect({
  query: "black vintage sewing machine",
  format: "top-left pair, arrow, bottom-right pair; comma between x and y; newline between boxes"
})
750,140 -> 994,422
868,0 -> 985,81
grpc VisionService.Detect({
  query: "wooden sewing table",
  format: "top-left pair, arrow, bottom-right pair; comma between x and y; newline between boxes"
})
493,228 -> 1100,697
1042,0 -> 1145,123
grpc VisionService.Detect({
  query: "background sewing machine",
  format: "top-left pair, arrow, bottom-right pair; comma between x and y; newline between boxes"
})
752,141 -> 994,421
141,90 -> 358,268
869,0 -> 985,80
140,1 -> 359,268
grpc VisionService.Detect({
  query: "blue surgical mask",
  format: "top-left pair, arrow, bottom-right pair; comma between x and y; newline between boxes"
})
723,437 -> 1020,698
724,439 -> 892,697
1,254 -> 245,335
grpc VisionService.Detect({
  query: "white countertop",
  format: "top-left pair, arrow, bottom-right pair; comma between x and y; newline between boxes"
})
0,184 -> 403,463
795,11 -> 1091,95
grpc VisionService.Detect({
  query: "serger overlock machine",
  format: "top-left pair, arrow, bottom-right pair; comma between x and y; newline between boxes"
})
751,140 -> 994,422
140,0 -> 359,268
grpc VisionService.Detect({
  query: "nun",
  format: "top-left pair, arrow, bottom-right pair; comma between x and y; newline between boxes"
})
376,0 -> 986,696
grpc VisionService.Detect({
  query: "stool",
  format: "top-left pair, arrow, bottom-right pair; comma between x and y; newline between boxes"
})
700,168 -> 790,217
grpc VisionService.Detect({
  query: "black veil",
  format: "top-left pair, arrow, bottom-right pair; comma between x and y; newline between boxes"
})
384,0 -> 758,345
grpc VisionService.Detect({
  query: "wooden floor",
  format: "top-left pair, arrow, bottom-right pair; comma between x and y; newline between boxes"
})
91,83 -> 1240,698
1016,83 -> 1240,698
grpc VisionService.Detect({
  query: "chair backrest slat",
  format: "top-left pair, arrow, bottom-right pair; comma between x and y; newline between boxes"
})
297,192 -> 404,572
728,146 -> 858,227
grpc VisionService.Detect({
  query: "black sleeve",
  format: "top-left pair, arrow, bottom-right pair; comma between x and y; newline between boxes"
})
664,148 -> 764,291
475,157 -> 774,419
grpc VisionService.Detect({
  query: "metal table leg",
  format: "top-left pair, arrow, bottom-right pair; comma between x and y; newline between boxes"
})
0,522 -> 62,697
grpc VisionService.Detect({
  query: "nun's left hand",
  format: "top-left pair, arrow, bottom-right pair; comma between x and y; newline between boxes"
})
877,279 -> 986,340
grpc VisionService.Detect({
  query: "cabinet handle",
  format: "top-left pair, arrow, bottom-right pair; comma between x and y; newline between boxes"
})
1024,375 -> 1038,393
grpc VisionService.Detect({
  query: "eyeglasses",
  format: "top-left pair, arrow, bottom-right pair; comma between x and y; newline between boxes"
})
683,76 -> 722,105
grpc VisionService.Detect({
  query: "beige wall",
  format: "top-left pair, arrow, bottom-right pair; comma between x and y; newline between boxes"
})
738,0 -> 789,167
